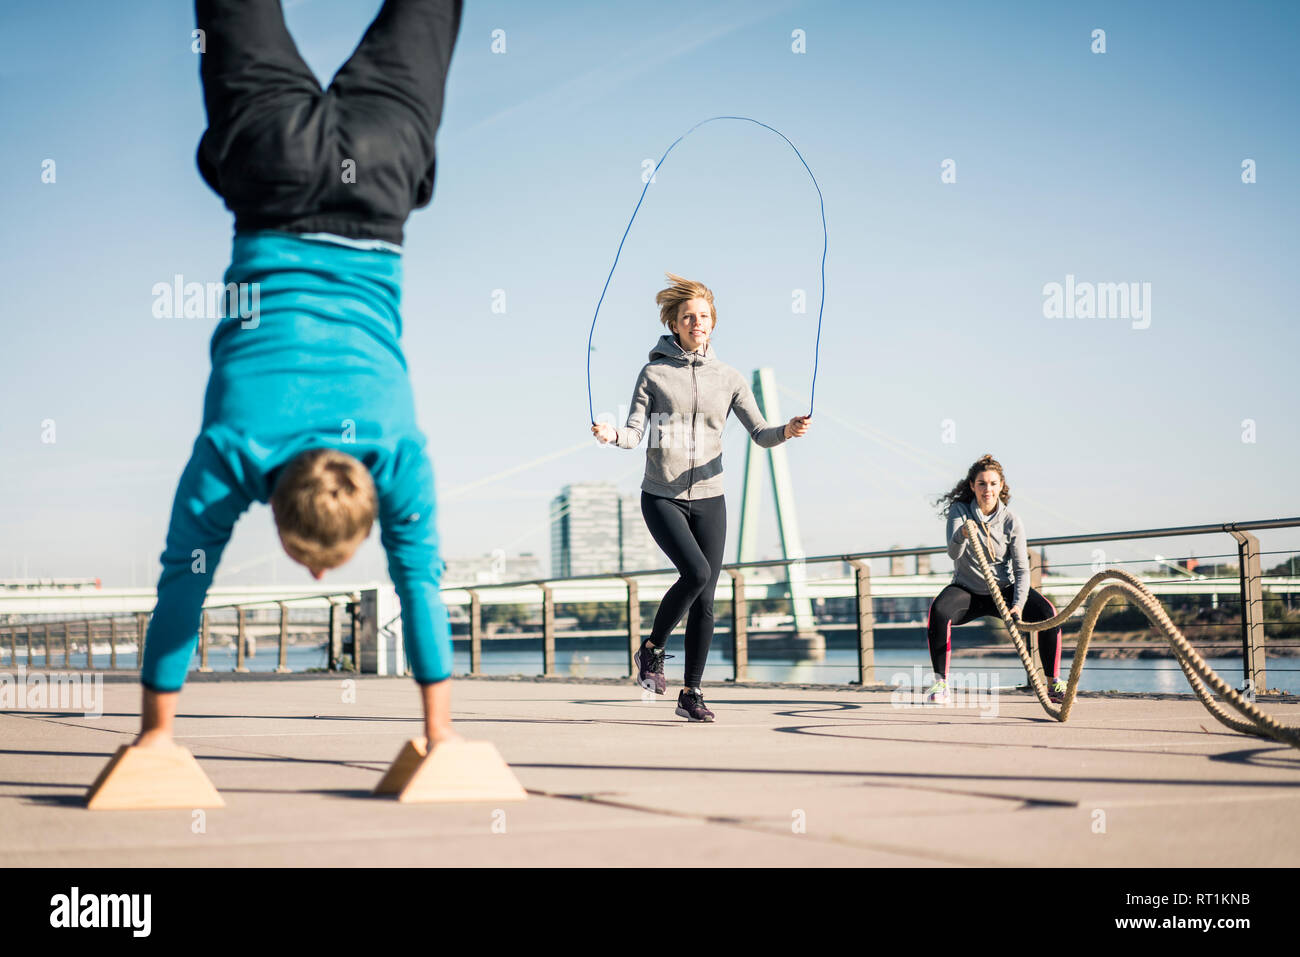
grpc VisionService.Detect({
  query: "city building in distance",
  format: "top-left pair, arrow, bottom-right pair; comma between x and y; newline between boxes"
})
550,482 -> 662,578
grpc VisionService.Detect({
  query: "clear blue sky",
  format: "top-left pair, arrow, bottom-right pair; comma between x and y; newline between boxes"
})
1,0 -> 1296,586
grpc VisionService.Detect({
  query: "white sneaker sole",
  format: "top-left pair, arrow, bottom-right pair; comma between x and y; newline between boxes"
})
675,706 -> 714,722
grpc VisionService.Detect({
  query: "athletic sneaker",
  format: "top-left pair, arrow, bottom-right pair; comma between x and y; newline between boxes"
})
1048,678 -> 1067,704
675,688 -> 715,722
924,679 -> 949,705
634,644 -> 671,695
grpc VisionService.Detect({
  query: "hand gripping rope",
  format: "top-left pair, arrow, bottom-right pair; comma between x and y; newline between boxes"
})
585,115 -> 827,426
963,517 -> 1300,749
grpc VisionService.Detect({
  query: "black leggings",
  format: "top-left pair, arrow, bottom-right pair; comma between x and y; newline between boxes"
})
641,492 -> 727,689
195,0 -> 463,244
926,584 -> 1062,679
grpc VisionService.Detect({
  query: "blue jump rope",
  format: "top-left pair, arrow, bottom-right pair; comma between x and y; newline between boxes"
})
585,115 -> 827,426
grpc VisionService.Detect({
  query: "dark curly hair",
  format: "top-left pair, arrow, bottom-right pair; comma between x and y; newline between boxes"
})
934,453 -> 1011,516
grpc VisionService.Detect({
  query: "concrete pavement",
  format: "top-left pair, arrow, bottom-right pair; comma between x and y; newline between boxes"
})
2,674 -> 1298,866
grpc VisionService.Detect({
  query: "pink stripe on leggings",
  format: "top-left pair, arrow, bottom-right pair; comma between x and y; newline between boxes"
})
926,598 -> 950,678
1046,596 -> 1062,677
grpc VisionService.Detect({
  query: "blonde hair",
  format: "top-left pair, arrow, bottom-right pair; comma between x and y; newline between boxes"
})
656,272 -> 717,332
271,448 -> 377,569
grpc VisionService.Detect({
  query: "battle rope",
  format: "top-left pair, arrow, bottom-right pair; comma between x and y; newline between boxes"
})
962,517 -> 1300,749
585,115 -> 827,425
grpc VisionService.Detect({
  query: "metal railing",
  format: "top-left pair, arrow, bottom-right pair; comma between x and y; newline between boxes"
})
1,518 -> 1295,693
445,517 -> 1298,692
0,590 -> 364,677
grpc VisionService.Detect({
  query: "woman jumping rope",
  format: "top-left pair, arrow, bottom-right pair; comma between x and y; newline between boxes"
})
592,274 -> 811,721
926,454 -> 1065,704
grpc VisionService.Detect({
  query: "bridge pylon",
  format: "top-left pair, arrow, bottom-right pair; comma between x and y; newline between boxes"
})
736,368 -> 822,653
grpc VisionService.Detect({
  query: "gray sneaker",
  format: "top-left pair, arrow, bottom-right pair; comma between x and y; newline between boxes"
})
675,688 -> 715,722
634,644 -> 670,695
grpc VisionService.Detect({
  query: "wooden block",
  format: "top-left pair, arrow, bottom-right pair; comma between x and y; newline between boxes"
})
85,744 -> 224,811
374,738 -> 527,804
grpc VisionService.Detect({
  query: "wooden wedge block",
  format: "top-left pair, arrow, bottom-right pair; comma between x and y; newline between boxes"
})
374,738 -> 527,804
85,744 -> 224,811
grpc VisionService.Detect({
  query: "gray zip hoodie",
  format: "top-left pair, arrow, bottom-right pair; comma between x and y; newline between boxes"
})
614,334 -> 788,500
946,498 -> 1030,612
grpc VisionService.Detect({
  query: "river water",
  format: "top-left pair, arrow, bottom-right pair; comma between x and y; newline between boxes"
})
6,643 -> 1293,694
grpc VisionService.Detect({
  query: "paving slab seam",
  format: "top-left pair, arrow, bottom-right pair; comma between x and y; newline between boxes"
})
775,723 -> 1300,763
0,815 -> 702,859
531,789 -> 998,866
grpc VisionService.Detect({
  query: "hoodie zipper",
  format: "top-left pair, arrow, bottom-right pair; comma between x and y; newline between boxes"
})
688,355 -> 698,500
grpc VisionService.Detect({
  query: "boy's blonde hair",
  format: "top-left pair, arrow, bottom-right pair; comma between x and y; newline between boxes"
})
656,272 -> 717,331
271,448 -> 377,570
